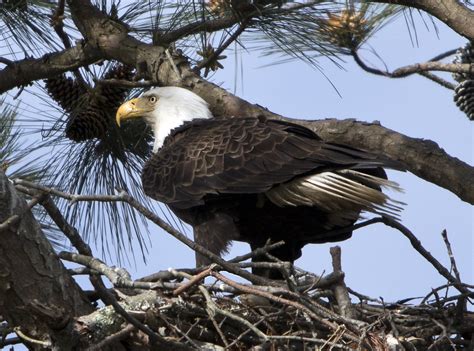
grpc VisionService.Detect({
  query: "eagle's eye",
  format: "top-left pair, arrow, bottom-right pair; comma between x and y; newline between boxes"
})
149,96 -> 157,104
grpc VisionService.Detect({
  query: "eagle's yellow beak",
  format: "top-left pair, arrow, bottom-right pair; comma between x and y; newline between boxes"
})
116,98 -> 145,127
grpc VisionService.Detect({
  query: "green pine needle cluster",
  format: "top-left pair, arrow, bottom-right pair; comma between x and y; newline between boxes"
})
0,99 -> 67,250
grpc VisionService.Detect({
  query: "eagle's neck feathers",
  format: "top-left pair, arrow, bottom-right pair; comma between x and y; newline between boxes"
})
146,87 -> 213,152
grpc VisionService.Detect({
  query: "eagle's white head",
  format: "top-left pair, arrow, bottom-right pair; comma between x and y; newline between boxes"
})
116,87 -> 213,152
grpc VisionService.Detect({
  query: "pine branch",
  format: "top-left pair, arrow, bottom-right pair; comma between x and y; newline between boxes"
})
368,0 -> 474,40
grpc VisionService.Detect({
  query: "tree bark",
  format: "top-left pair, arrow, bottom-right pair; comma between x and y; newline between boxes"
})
369,0 -> 474,41
0,170 -> 93,348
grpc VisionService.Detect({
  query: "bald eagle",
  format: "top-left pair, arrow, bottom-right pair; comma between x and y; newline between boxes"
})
116,87 -> 403,278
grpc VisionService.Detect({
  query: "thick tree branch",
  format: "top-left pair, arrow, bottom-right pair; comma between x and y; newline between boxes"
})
0,170 -> 93,348
0,42 -> 101,94
369,0 -> 474,40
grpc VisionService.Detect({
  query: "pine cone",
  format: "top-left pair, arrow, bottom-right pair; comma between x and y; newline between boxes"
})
100,64 -> 134,110
65,107 -> 108,142
322,10 -> 369,50
452,42 -> 474,82
45,75 -> 86,113
207,0 -> 230,15
454,79 -> 474,121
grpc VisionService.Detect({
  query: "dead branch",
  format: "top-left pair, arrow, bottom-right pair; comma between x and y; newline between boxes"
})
380,217 -> 473,297
352,49 -> 473,78
330,246 -> 355,319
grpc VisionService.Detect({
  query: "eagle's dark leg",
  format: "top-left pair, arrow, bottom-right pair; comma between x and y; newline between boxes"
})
249,240 -> 303,280
193,212 -> 239,267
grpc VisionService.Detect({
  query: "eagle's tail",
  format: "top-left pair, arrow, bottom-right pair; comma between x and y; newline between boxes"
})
265,169 -> 405,219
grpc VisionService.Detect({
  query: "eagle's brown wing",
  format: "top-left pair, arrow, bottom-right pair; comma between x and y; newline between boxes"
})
142,117 -> 402,214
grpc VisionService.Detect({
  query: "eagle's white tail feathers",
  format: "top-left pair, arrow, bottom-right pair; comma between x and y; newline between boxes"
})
266,170 -> 404,219
340,169 -> 404,193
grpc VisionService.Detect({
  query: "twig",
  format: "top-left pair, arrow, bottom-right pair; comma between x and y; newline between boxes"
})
429,48 -> 459,62
138,268 -> 199,282
351,50 -> 473,78
209,314 -> 230,349
380,217 -> 473,297
68,267 -> 97,276
441,229 -> 461,281
200,285 -> 268,342
157,0 -> 322,44
176,270 -> 268,343
268,335 -> 353,350
347,287 -> 383,304
157,315 -> 202,349
302,217 -> 384,243
97,78 -> 156,88
14,328 -> 51,348
59,252 -> 165,290
417,71 -> 456,90
86,324 -> 135,351
105,293 -> 164,346
225,317 -> 269,349
228,240 -> 286,263
51,0 -> 71,49
196,19 -> 250,73
58,252 -> 168,346
173,265 -> 215,296
210,271 -> 362,344
165,49 -> 181,80
0,193 -> 46,231
330,246 -> 355,319
40,194 -> 93,256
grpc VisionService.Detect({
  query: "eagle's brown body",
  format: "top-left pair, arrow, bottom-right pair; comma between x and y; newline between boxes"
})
141,116 -> 402,277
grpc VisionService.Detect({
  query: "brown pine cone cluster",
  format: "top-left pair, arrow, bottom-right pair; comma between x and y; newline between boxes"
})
452,42 -> 474,121
100,64 -> 135,110
44,75 -> 86,113
45,64 -> 135,142
65,106 -> 109,142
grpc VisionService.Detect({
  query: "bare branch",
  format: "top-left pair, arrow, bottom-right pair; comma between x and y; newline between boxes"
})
380,217 -> 473,297
441,230 -> 462,281
330,246 -> 355,319
86,324 -> 136,351
368,0 -> 474,41
51,0 -> 71,49
352,49 -> 472,78
97,78 -> 155,88
429,48 -> 459,62
417,71 -> 456,90
195,19 -> 250,74
13,328 -> 51,348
